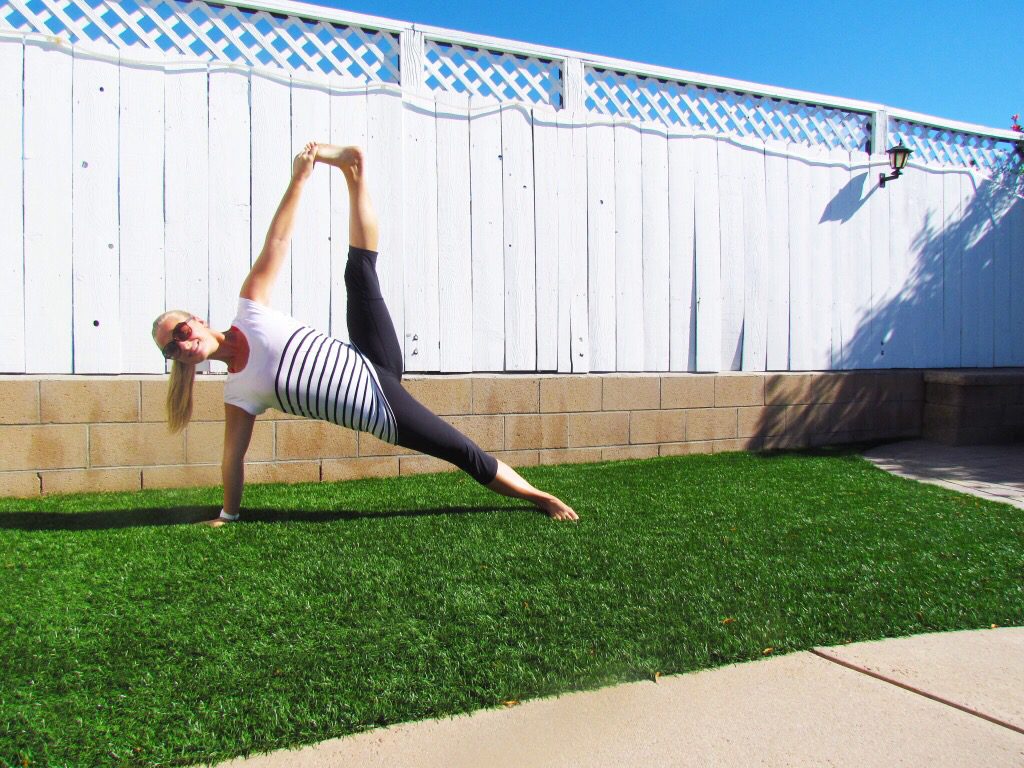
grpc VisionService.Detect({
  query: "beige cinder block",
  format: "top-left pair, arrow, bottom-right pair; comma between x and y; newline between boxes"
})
567,412 -> 629,447
90,423 -> 185,467
140,376 -> 226,423
660,441 -> 713,457
321,456 -> 400,482
505,414 -> 569,450
738,406 -> 786,438
629,410 -> 686,444
491,450 -> 539,468
0,424 -> 88,471
276,420 -> 357,460
245,461 -> 320,485
538,447 -> 603,466
143,463 -> 221,490
715,374 -> 764,407
603,376 -> 660,411
661,375 -> 715,409
41,468 -> 142,495
472,377 -> 540,414
185,421 -> 274,464
444,415 -> 504,452
399,455 -> 458,477
0,470 -> 41,497
603,445 -> 659,462
0,380 -> 40,424
402,378 -> 472,415
540,376 -> 602,413
685,408 -> 737,441
40,380 -> 139,423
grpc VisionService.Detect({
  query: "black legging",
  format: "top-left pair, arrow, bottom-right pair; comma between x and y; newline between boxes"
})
344,246 -> 499,485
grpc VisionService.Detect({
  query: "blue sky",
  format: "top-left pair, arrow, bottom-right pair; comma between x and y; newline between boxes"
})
316,0 -> 1022,131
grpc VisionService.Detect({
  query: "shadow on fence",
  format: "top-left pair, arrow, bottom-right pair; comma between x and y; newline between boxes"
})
754,158 -> 1023,450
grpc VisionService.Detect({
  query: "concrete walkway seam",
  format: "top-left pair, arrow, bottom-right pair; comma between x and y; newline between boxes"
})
810,648 -> 1024,736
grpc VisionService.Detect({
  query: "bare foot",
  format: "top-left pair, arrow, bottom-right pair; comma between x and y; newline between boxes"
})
540,496 -> 579,522
314,143 -> 364,181
197,518 -> 230,528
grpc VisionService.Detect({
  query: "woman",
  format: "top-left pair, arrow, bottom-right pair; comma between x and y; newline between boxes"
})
152,143 -> 578,524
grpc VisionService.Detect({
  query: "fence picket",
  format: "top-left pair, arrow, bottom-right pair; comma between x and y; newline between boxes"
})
72,50 -> 121,373
958,171 -> 985,367
587,116 -> 616,371
533,104 -> 560,371
641,122 -> 670,371
991,178 -> 1015,366
717,139 -> 745,371
1012,197 -> 1024,365
164,61 -> 210,372
764,140 -> 790,371
290,75 -> 332,334
250,73 -> 293,316
940,172 -> 963,367
435,91 -> 472,372
693,135 -> 722,372
808,146 -> 833,370
0,39 -> 24,373
556,111 -> 590,373
24,41 -> 74,373
869,155 -> 892,368
501,102 -> 537,371
208,66 -> 251,374
367,86 -> 405,363
667,132 -> 696,372
327,83 -> 367,341
919,169 -> 946,367
402,91 -> 440,371
741,142 -> 769,371
468,99 -> 504,371
827,149 -> 851,370
842,154 -> 871,369
614,119 -> 644,371
119,54 -> 165,373
786,146 -> 812,370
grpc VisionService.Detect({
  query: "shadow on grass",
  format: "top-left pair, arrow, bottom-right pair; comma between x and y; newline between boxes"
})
0,504 -> 536,531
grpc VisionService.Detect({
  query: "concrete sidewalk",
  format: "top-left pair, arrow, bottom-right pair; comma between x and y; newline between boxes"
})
215,440 -> 1024,768
862,440 -> 1024,509
218,628 -> 1024,767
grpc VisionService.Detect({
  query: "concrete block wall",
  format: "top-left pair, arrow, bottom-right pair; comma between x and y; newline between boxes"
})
0,371 -> 926,498
922,370 -> 1024,445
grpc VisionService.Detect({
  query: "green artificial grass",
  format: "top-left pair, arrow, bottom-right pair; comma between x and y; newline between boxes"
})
1,449 -> 1022,767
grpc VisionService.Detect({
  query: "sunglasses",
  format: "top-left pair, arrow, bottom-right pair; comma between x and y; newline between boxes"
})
162,319 -> 195,360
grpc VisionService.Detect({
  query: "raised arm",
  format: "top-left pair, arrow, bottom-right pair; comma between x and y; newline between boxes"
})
239,142 -> 318,305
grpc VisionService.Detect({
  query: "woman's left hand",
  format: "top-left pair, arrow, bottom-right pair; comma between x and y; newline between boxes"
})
292,141 -> 318,182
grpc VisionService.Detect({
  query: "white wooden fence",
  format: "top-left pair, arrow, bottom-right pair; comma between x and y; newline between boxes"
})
1,0 -> 1021,375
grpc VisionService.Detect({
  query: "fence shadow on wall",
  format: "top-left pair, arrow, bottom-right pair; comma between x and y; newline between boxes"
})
753,160 -> 1023,450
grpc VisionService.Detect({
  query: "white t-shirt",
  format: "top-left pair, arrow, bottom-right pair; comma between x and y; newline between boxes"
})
223,298 -> 398,445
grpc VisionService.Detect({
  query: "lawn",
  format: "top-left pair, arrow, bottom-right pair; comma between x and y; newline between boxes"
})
2,449 -> 1022,767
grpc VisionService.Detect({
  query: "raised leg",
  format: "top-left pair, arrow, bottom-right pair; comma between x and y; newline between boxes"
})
486,460 -> 579,521
315,144 -> 377,251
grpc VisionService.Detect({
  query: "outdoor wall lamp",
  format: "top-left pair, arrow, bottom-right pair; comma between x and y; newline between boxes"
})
879,140 -> 913,187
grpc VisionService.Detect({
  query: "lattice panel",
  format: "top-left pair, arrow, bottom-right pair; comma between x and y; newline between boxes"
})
425,40 -> 562,107
585,67 -> 871,151
1,0 -> 400,82
889,119 -> 1017,171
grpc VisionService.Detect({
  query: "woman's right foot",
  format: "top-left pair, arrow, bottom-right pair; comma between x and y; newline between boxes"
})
314,143 -> 364,182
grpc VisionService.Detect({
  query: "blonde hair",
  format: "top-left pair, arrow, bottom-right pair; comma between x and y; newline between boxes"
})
152,310 -> 196,434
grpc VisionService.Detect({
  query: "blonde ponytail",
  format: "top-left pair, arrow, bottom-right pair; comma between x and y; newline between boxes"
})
166,360 -> 196,433
153,310 -> 197,434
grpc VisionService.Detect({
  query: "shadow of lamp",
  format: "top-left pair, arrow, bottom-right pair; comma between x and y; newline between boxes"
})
879,140 -> 913,188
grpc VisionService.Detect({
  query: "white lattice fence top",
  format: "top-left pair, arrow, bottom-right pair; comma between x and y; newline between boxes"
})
889,118 -> 1018,171
1,0 -> 400,82
424,40 -> 562,107
585,66 -> 872,152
